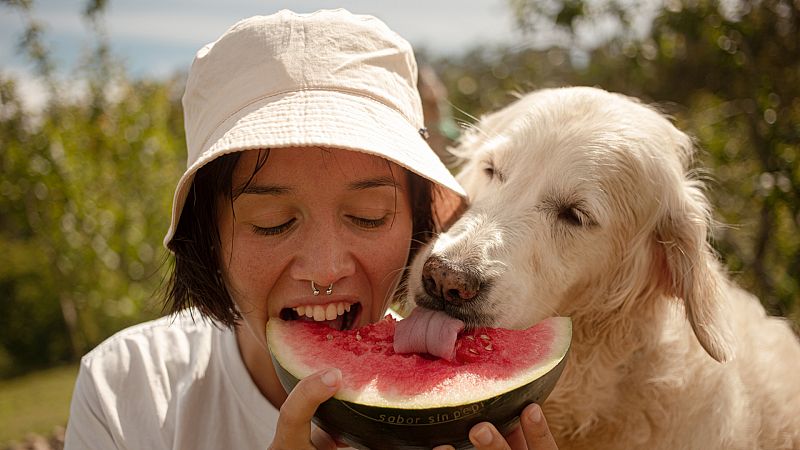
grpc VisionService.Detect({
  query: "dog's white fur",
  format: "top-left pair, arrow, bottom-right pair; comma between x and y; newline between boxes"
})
407,87 -> 800,449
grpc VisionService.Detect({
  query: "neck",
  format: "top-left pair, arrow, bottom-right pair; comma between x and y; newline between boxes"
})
546,292 -> 671,442
235,324 -> 288,409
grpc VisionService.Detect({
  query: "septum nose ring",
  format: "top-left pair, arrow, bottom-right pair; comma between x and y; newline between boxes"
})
312,281 -> 334,296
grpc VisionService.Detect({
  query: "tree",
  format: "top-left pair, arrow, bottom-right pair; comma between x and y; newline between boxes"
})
431,0 -> 799,327
1,0 -> 186,374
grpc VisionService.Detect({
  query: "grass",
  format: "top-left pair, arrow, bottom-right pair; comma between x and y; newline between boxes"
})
0,364 -> 78,445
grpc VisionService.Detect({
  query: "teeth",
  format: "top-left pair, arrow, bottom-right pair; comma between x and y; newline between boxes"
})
325,303 -> 337,320
293,302 -> 354,322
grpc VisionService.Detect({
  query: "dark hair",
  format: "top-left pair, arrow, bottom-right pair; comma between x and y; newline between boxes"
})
164,149 -> 437,327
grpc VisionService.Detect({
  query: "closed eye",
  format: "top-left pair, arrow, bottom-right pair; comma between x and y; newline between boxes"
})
482,160 -> 504,182
251,218 -> 296,236
348,215 -> 389,229
558,205 -> 590,227
540,197 -> 598,228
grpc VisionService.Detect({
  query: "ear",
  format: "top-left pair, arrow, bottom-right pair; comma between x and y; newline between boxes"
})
655,182 -> 736,363
431,184 -> 468,231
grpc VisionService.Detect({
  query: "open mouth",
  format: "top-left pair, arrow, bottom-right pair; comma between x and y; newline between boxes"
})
280,302 -> 362,331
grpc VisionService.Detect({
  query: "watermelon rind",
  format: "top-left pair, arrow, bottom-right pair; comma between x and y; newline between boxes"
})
267,317 -> 571,450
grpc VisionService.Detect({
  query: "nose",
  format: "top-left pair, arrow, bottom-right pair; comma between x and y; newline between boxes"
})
292,227 -> 356,286
422,254 -> 482,305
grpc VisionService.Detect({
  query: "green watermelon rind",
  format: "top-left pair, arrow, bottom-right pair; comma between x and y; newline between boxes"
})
272,350 -> 567,450
267,317 -> 571,450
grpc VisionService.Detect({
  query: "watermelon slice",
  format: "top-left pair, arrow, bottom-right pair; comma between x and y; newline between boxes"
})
266,315 -> 571,450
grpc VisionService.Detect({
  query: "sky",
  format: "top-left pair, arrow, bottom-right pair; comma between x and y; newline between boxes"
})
1,0 -> 522,80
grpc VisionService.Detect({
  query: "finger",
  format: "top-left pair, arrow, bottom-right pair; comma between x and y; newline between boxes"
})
520,403 -> 558,450
310,426 -> 339,450
469,422 -> 511,450
272,368 -> 341,449
503,424 -> 528,450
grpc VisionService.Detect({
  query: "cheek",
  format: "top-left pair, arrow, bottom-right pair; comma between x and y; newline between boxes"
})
219,225 -> 281,312
375,221 -> 413,276
227,244 -> 272,284
361,217 -> 413,314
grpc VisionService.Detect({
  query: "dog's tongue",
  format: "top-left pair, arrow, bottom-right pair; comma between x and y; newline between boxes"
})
393,307 -> 465,361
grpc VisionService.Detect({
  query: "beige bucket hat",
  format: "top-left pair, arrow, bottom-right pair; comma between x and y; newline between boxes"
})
164,9 -> 466,247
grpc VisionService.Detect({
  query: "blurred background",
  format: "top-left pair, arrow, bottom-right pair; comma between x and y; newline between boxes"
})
1,0 -> 798,447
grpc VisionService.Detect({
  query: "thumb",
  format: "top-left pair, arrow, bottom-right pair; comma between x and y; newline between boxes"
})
310,426 -> 342,449
271,368 -> 341,449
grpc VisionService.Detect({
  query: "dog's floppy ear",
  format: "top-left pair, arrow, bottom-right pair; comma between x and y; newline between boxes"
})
655,178 -> 736,363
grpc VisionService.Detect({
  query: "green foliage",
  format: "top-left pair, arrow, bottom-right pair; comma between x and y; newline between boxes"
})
0,73 -> 187,375
1,0 -> 797,378
432,0 -> 799,327
1,0 -> 189,376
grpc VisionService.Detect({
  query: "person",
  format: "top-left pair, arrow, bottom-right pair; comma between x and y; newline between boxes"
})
63,9 -> 559,450
418,63 -> 461,168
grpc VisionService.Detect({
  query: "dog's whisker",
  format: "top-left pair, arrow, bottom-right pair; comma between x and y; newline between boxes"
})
535,299 -> 560,318
455,119 -> 472,130
411,230 -> 441,243
447,100 -> 480,125
382,265 -> 411,305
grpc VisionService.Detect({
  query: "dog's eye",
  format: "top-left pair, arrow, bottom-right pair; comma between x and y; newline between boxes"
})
541,197 -> 597,228
558,206 -> 591,227
482,162 -> 504,182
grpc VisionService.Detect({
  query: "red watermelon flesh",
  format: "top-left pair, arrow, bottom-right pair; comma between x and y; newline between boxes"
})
268,314 -> 570,408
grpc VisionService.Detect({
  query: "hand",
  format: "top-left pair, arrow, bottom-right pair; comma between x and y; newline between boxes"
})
268,368 -> 343,450
433,403 -> 558,450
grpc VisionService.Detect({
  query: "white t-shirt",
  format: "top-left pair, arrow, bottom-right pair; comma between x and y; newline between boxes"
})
64,309 -> 280,449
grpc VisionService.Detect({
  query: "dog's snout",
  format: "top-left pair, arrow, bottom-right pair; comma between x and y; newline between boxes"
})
422,255 -> 482,305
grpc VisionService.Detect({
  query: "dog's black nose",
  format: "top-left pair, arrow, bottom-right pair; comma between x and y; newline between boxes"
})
422,255 -> 481,305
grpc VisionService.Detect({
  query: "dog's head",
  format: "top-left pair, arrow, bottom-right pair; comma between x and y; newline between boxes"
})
407,86 -> 734,363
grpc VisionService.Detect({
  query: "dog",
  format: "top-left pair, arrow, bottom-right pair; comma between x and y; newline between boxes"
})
405,87 -> 800,449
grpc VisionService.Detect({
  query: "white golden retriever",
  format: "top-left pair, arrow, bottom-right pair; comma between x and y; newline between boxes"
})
406,86 -> 800,449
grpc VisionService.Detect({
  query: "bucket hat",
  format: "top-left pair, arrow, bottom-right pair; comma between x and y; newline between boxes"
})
164,9 -> 466,247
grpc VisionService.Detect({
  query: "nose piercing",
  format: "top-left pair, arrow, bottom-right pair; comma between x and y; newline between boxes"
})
312,281 -> 334,296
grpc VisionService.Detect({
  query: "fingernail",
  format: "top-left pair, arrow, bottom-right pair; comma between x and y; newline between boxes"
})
528,404 -> 542,423
473,425 -> 492,446
321,368 -> 340,387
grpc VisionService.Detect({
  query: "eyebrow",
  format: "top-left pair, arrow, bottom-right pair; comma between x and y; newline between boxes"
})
347,175 -> 403,191
240,185 -> 293,195
239,176 -> 402,196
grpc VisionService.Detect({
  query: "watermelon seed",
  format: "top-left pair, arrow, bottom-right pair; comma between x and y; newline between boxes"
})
326,334 -> 333,341
356,332 -> 362,341
468,348 -> 479,355
466,335 -> 475,341
480,334 -> 490,341
485,343 -> 493,351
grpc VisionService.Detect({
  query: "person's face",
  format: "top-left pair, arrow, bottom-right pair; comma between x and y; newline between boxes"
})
218,147 -> 414,340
